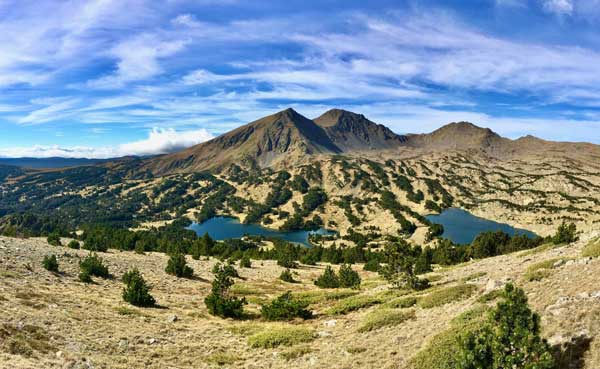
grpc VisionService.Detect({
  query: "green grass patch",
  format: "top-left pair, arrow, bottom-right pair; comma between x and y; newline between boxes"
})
292,289 -> 358,305
248,326 -> 315,348
477,289 -> 503,304
582,238 -> 600,258
518,243 -> 556,257
461,271 -> 487,282
280,345 -> 313,360
358,309 -> 416,332
204,352 -> 241,366
523,257 -> 565,282
326,295 -> 383,315
231,284 -> 263,296
418,284 -> 477,309
383,296 -> 418,309
115,306 -> 140,316
227,323 -> 265,337
409,306 -> 490,369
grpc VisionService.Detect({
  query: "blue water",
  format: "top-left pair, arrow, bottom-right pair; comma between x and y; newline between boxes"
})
187,217 -> 334,246
426,208 -> 537,245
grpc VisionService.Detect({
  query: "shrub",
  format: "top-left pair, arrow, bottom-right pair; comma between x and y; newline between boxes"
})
358,309 -> 415,332
326,295 -> 382,315
338,264 -> 361,289
46,233 -> 61,246
165,253 -> 193,278
213,261 -> 240,279
314,266 -> 340,288
79,270 -> 92,283
67,240 -> 80,249
457,284 -> 555,369
363,259 -> 380,272
418,284 -> 477,309
122,269 -> 155,307
42,255 -> 59,273
79,253 -> 110,279
248,326 -> 314,348
205,263 -> 246,318
552,222 -> 577,245
239,255 -> 252,268
280,269 -> 297,283
383,296 -> 417,309
261,292 -> 312,321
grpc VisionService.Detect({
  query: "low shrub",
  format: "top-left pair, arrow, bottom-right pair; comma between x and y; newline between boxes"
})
79,270 -> 92,283
314,266 -> 340,288
358,309 -> 416,332
46,233 -> 61,246
248,326 -> 314,348
67,240 -> 80,249
292,290 -> 358,305
165,253 -> 193,278
418,284 -> 477,309
280,269 -> 297,283
42,255 -> 59,273
326,295 -> 382,315
239,255 -> 252,268
79,253 -> 110,279
122,269 -> 155,307
383,296 -> 417,309
524,269 -> 552,282
261,292 -> 312,321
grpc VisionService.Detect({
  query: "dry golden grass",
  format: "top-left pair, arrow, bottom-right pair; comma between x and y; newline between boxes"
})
0,234 -> 599,369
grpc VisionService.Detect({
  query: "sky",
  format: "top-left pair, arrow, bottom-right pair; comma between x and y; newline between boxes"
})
2,0 -> 600,158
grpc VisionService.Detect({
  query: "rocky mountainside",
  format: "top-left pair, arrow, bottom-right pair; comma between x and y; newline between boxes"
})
313,109 -> 407,151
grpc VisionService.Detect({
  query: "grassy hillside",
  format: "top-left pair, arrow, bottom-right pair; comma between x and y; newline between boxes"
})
0,233 -> 599,368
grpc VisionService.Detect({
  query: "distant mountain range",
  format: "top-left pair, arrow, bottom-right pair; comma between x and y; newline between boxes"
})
142,108 -> 600,175
0,157 -> 108,169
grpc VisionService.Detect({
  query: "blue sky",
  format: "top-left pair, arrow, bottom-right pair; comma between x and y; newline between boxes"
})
2,0 -> 600,158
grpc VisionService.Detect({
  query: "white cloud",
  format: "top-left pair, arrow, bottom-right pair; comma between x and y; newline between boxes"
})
542,0 -> 574,15
0,127 -> 214,158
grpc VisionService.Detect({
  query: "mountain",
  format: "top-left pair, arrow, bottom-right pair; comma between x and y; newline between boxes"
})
0,157 -> 108,169
146,108 -> 341,174
405,122 -> 509,153
314,109 -> 408,151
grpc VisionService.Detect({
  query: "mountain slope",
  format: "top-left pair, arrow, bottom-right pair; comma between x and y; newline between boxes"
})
146,108 -> 341,174
314,109 -> 408,151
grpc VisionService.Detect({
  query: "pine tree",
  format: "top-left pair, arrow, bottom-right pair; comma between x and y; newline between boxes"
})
204,263 -> 246,318
122,269 -> 156,307
165,252 -> 194,278
458,284 -> 555,369
338,264 -> 361,289
314,266 -> 340,288
42,255 -> 59,273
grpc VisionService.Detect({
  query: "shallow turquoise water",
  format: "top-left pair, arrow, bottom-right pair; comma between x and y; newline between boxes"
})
187,217 -> 334,246
426,208 -> 537,245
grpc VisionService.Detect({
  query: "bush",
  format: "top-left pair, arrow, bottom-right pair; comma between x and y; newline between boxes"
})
280,269 -> 297,283
552,222 -> 577,245
205,263 -> 246,318
42,255 -> 59,273
314,266 -> 340,288
261,292 -> 312,321
79,270 -> 92,283
358,308 -> 415,332
239,255 -> 252,268
383,296 -> 417,309
46,233 -> 61,246
363,259 -> 380,272
457,284 -> 555,369
79,253 -> 110,279
213,261 -> 240,279
248,326 -> 314,348
418,284 -> 477,309
165,253 -> 193,278
122,269 -> 155,307
67,240 -> 80,249
338,264 -> 361,289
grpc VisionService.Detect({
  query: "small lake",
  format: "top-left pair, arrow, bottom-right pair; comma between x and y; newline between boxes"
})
187,217 -> 334,246
426,208 -> 537,245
